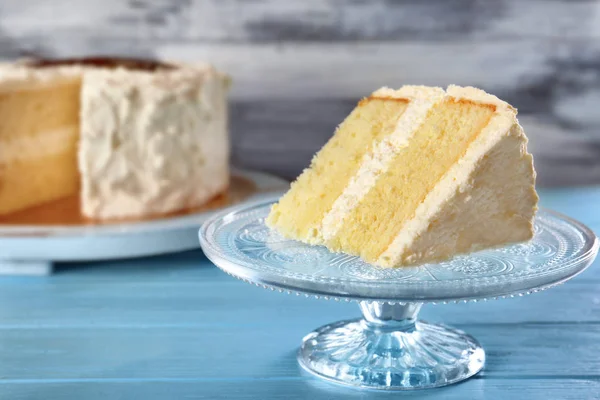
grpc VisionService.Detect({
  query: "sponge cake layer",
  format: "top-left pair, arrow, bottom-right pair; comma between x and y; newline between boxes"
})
0,78 -> 80,215
327,98 -> 495,262
267,96 -> 409,242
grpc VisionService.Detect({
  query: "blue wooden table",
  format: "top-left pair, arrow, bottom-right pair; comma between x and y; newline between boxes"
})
0,186 -> 599,399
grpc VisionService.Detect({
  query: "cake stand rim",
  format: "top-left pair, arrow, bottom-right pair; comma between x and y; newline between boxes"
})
199,197 -> 599,303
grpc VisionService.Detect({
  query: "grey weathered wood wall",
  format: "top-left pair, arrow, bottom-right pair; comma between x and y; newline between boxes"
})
1,0 -> 599,186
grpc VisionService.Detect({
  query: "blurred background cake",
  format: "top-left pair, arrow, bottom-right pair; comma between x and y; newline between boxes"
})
0,57 -> 229,220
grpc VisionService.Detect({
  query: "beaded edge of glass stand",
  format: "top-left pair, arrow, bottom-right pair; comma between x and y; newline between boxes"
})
217,268 -> 564,305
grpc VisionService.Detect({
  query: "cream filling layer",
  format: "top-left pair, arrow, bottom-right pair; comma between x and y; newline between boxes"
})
376,111 -> 516,266
0,126 -> 78,162
319,86 -> 445,242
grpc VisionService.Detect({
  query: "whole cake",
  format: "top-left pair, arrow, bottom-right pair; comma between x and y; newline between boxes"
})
267,85 -> 539,267
0,57 -> 229,220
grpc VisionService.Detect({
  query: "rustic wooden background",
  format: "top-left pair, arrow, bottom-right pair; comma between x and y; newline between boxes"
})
1,0 -> 599,187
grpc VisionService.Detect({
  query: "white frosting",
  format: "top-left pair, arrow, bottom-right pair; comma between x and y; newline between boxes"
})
372,85 -> 445,100
398,126 -> 536,266
376,112 -> 515,266
376,87 -> 535,266
446,85 -> 516,112
0,63 -> 83,92
79,65 -> 229,219
320,86 -> 445,242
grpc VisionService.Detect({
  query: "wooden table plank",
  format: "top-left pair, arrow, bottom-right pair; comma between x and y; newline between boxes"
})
0,321 -> 598,379
1,378 -> 600,400
2,378 -> 599,400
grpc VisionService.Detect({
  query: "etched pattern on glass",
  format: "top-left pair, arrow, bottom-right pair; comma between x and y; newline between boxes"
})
299,319 -> 484,388
200,200 -> 597,301
217,210 -> 587,282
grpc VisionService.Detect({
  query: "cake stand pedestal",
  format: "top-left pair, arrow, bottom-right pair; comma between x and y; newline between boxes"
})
298,301 -> 485,389
199,197 -> 598,390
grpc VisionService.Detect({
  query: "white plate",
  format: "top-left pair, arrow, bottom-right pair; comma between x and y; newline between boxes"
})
0,169 -> 288,275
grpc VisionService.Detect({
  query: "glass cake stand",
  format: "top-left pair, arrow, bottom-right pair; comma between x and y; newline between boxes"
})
198,197 -> 599,390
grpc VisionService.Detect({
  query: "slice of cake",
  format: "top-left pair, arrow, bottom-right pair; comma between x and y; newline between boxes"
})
0,57 -> 229,220
267,85 -> 539,267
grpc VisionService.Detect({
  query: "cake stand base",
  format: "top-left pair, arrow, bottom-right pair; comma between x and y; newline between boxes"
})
298,302 -> 485,390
